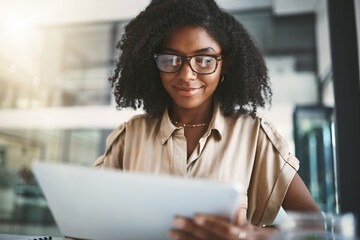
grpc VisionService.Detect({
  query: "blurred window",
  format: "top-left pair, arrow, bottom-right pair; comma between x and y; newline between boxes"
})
0,128 -> 111,236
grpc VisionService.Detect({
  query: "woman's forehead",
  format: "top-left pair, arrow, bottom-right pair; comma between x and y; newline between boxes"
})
161,25 -> 221,55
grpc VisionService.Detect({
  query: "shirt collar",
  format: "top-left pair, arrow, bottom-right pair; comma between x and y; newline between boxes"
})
160,108 -> 178,144
159,102 -> 225,144
208,101 -> 224,140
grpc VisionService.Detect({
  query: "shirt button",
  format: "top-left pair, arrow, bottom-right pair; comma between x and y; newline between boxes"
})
263,121 -> 268,125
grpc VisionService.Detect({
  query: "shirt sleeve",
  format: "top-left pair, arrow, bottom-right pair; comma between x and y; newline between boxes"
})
247,117 -> 299,225
93,123 -> 126,168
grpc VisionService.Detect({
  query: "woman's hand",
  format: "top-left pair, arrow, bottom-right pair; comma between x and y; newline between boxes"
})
169,214 -> 277,240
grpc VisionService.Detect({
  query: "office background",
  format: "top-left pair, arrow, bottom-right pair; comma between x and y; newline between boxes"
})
0,0 -> 359,236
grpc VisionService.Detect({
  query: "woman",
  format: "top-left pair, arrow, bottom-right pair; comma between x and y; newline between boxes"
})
94,0 -> 320,239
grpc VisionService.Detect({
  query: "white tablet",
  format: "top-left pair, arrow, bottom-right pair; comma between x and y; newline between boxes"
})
32,162 -> 241,240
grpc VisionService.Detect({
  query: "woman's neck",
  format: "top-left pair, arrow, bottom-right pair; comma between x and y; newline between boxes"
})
170,101 -> 214,124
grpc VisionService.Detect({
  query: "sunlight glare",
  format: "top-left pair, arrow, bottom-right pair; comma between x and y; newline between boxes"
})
3,13 -> 33,40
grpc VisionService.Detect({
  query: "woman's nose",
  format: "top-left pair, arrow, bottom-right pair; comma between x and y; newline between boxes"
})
177,61 -> 197,81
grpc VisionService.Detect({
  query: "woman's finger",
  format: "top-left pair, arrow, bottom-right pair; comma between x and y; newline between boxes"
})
169,229 -> 198,240
235,205 -> 247,226
193,214 -> 242,239
172,216 -> 220,240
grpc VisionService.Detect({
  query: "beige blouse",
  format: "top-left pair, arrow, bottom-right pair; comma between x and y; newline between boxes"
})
93,104 -> 299,226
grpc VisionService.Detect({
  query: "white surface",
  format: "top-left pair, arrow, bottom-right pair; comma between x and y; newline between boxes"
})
32,162 -> 240,240
272,207 -> 289,225
0,0 -> 151,26
266,56 -> 318,104
0,0 -> 311,28
273,0 -> 317,15
217,0 -> 271,11
315,0 -> 331,78
0,106 -> 142,129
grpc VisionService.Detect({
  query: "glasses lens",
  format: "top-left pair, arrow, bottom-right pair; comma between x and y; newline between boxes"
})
155,55 -> 181,73
191,56 -> 217,74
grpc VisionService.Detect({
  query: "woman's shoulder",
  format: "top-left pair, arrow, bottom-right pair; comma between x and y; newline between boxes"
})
128,112 -> 151,122
228,111 -> 276,131
104,113 -> 157,148
228,112 -> 298,162
225,112 -> 262,128
126,112 -> 162,129
113,112 -> 157,132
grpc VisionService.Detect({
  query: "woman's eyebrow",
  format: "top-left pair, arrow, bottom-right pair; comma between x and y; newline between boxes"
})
161,47 -> 217,54
194,47 -> 216,53
161,47 -> 180,53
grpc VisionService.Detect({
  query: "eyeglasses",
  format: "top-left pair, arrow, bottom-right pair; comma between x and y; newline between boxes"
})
154,53 -> 223,75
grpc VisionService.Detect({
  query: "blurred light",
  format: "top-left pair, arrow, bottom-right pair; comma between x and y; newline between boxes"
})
32,76 -> 40,87
340,213 -> 356,237
6,14 -> 32,38
300,119 -> 311,132
9,64 -> 16,73
2,13 -> 34,43
17,99 -> 30,109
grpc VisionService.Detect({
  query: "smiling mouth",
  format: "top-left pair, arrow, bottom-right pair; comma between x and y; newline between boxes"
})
178,88 -> 199,91
173,86 -> 203,96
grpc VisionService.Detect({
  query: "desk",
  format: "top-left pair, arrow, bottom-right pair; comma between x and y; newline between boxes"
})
0,235 -> 75,240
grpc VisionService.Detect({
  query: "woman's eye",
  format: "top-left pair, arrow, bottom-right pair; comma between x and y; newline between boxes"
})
196,57 -> 213,66
162,57 -> 180,65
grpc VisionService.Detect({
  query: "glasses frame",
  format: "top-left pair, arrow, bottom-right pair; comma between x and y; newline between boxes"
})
153,53 -> 224,75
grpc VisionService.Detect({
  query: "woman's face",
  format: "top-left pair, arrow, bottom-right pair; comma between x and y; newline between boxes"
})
159,25 -> 223,112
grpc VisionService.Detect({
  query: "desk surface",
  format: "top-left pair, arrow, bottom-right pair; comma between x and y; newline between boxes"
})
0,235 -> 75,240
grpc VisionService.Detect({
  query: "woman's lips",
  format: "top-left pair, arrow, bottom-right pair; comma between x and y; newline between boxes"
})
173,86 -> 202,96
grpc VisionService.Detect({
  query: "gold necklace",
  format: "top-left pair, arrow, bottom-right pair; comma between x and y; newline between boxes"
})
171,120 -> 209,128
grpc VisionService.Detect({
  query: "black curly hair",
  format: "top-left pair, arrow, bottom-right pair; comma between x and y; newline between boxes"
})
109,0 -> 272,118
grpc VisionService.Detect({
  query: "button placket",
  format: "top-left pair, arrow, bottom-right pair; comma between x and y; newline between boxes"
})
172,128 -> 187,176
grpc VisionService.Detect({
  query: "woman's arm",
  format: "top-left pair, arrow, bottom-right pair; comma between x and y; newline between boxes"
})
282,173 -> 320,212
169,174 -> 320,240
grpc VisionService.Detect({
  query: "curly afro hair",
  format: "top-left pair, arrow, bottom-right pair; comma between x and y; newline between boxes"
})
109,0 -> 272,118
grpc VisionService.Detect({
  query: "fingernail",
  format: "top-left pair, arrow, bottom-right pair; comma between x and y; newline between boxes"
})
194,216 -> 205,225
173,218 -> 187,229
238,231 -> 247,239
